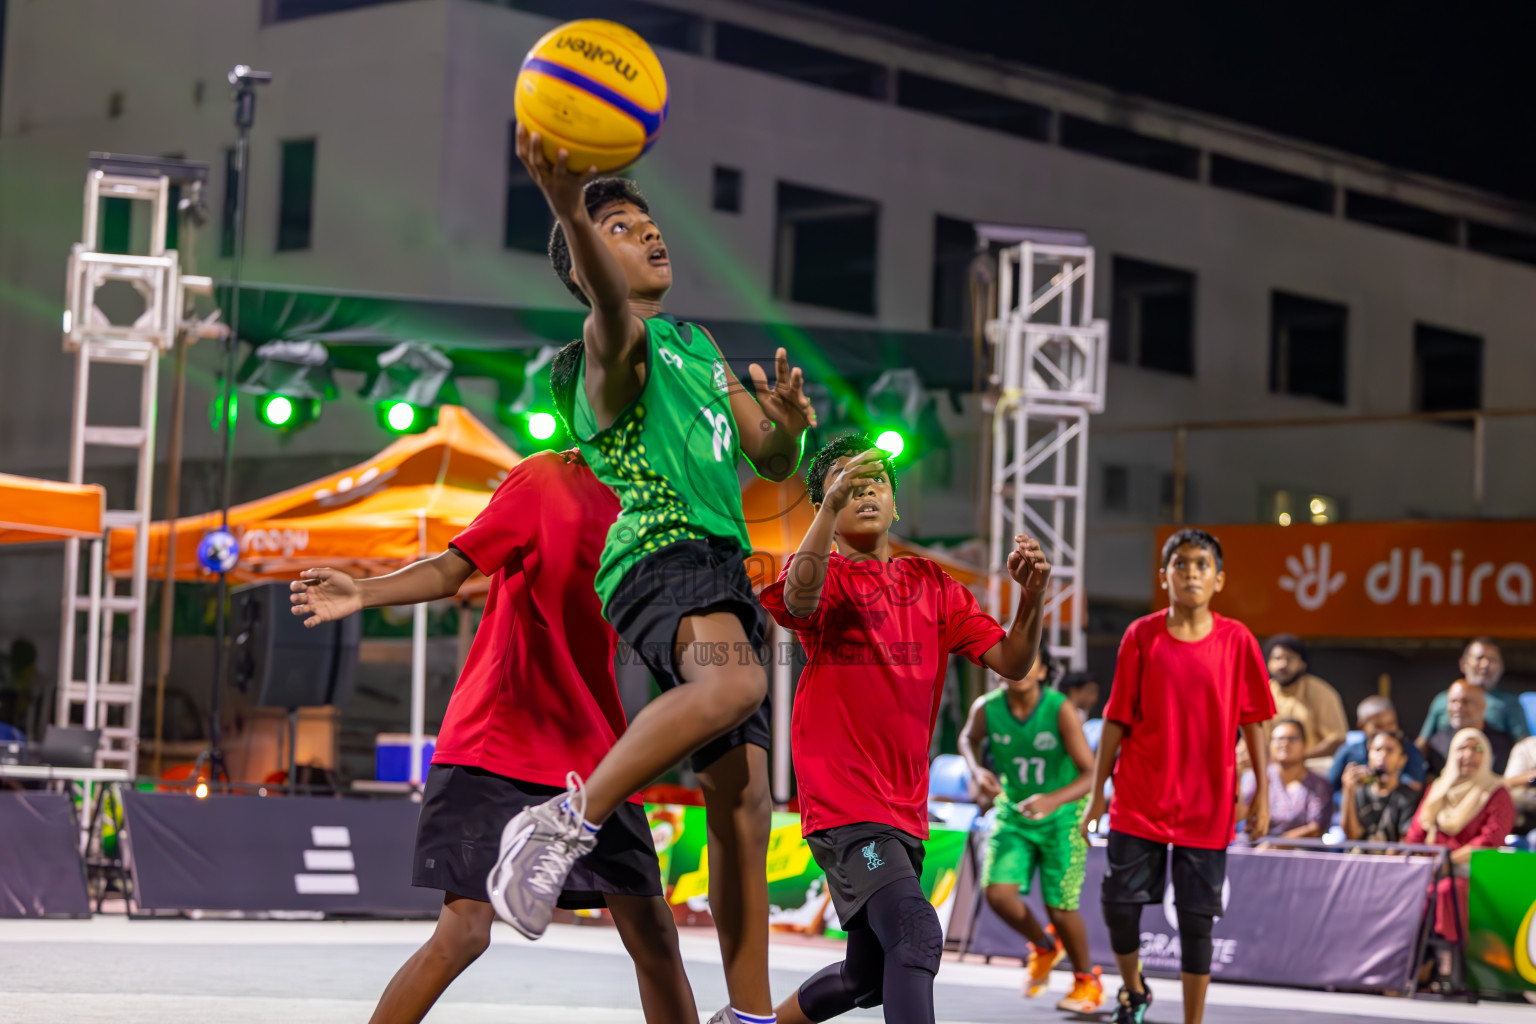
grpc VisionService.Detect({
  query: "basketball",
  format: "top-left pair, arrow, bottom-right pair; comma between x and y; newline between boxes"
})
515,19 -> 668,173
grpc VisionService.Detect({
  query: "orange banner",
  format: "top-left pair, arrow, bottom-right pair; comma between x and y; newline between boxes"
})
1154,522 -> 1536,639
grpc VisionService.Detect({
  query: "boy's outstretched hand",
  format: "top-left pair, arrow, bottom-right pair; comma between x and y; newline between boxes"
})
1006,535 -> 1052,595
514,123 -> 599,222
821,448 -> 887,512
290,568 -> 361,628
748,347 -> 816,436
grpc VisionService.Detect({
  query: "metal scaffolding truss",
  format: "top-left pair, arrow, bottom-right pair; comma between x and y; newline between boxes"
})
57,162 -> 198,774
986,238 -> 1107,670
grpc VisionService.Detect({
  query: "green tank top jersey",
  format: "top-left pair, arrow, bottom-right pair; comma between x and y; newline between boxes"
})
983,687 -> 1082,828
572,316 -> 753,610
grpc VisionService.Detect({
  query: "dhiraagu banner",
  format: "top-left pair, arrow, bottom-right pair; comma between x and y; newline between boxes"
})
646,805 -> 967,938
1466,849 -> 1536,995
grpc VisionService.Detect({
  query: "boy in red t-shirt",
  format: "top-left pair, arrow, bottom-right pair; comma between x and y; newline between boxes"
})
1082,528 -> 1274,1024
758,434 -> 1051,1024
288,450 -> 696,1024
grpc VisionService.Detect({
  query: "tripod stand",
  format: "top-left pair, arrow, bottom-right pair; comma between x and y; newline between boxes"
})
192,65 -> 272,790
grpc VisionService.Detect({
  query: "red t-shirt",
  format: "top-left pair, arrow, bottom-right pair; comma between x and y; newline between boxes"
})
759,552 -> 1007,838
1103,611 -> 1274,849
434,450 -> 633,797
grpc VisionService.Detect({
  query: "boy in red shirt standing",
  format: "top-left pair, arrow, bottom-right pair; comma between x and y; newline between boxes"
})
759,434 -> 1051,1024
289,450 -> 696,1024
1082,528 -> 1273,1024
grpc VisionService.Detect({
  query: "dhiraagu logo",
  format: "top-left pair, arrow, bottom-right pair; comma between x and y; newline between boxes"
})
1516,898 -> 1536,984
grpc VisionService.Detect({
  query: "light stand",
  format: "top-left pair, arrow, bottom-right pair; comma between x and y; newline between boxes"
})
193,65 -> 271,790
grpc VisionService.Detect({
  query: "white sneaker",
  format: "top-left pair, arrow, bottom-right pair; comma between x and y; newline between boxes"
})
486,772 -> 597,939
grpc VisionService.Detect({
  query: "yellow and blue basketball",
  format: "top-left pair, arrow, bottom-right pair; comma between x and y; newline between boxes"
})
515,19 -> 668,173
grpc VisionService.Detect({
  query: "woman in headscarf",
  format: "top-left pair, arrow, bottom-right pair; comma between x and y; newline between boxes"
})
1404,728 -> 1515,944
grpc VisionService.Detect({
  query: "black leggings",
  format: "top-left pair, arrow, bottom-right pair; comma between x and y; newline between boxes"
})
797,875 -> 942,1024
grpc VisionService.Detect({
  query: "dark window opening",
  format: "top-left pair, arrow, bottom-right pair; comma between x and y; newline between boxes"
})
1209,154 -> 1335,213
471,0 -> 704,52
277,139 -> 316,252
265,0 -> 416,23
1270,291 -> 1347,405
775,182 -> 879,315
930,215 -> 977,332
1102,464 -> 1129,512
712,165 -> 742,214
220,147 -> 237,259
1344,191 -> 1458,244
1060,116 -> 1199,179
1414,323 -> 1482,417
1110,256 -> 1196,376
896,71 -> 1049,141
715,23 -> 887,99
505,123 -> 555,253
1467,221 -> 1536,268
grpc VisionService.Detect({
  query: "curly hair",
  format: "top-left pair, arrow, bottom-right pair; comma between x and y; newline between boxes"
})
548,338 -> 585,434
548,177 -> 650,307
805,431 -> 898,506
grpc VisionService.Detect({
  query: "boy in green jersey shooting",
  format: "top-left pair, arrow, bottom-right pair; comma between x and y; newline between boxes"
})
488,127 -> 815,1024
960,652 -> 1101,1013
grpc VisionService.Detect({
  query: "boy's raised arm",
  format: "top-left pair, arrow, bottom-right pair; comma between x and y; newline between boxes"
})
979,535 -> 1052,680
514,125 -> 643,369
782,449 -> 887,618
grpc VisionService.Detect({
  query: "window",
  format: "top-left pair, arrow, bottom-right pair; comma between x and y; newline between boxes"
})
1414,324 -> 1482,415
774,182 -> 879,314
712,166 -> 742,214
1467,221 -> 1536,268
1270,292 -> 1347,404
220,147 -> 237,259
505,124 -> 554,253
715,24 -> 887,99
264,0 -> 413,23
276,139 -> 316,252
1060,116 -> 1199,179
930,215 -> 977,331
1102,464 -> 1129,512
1209,154 -> 1335,213
1110,257 -> 1195,376
1344,191 -> 1457,244
896,72 -> 1049,141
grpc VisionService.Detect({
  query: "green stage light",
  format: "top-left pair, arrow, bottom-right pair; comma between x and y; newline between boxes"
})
526,411 -> 557,440
874,429 -> 906,460
384,401 -> 419,433
259,394 -> 294,427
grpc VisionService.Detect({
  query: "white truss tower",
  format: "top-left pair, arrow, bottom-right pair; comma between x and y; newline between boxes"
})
57,166 -> 181,773
986,237 -> 1107,670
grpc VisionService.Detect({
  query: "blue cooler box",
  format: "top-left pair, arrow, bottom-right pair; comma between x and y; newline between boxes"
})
375,732 -> 436,782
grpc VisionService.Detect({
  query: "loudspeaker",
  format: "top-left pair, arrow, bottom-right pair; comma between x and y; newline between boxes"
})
230,581 -> 359,710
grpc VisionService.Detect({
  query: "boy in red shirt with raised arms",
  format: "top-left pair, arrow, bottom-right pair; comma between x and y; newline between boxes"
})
289,450 -> 696,1024
759,434 -> 1051,1024
1082,528 -> 1273,1024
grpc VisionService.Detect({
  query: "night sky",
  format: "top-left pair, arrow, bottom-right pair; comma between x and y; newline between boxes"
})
813,1 -> 1536,205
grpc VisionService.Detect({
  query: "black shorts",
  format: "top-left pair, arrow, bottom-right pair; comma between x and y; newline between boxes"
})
412,764 -> 662,910
1100,829 -> 1226,916
806,822 -> 926,925
605,537 -> 771,773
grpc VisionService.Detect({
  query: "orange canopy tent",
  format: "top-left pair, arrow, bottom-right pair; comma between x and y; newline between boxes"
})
0,473 -> 105,545
108,405 -> 520,582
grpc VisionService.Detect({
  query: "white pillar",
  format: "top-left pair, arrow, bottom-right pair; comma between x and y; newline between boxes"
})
771,620 -> 793,805
409,601 -> 427,787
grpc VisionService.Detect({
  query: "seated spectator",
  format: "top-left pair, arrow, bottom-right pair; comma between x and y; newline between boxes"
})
1264,634 -> 1348,767
1405,728 -> 1515,946
1418,638 -> 1529,746
1425,682 -> 1514,779
1341,730 -> 1419,843
1240,718 -> 1332,839
1056,670 -> 1100,723
1505,735 -> 1536,836
1328,695 -> 1428,793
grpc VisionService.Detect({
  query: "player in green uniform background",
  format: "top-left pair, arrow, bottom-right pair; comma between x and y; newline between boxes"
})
961,652 -> 1103,1013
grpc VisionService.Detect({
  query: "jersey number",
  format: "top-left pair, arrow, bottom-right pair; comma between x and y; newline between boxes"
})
701,407 -> 732,462
1012,756 -> 1046,786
